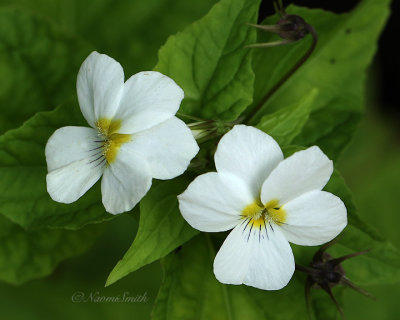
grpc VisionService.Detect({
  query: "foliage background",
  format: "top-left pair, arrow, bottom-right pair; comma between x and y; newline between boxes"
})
0,0 -> 399,319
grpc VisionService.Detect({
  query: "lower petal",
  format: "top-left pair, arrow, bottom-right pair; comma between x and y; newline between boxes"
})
213,221 -> 295,290
101,148 -> 152,214
46,158 -> 103,203
280,190 -> 347,246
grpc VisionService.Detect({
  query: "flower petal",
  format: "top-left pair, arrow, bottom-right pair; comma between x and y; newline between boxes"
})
46,159 -> 103,204
45,126 -> 101,171
178,172 -> 254,232
261,146 -> 333,205
214,125 -> 283,199
213,221 -> 295,290
77,51 -> 124,127
46,126 -> 104,203
280,190 -> 347,246
101,146 -> 152,214
125,117 -> 199,180
114,71 -> 184,134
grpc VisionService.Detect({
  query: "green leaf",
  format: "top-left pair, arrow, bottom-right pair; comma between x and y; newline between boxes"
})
106,178 -> 198,286
256,88 -> 318,146
0,7 -> 91,134
250,0 -> 390,160
151,235 -> 265,320
333,226 -> 400,286
152,235 -> 339,320
324,172 -> 400,286
296,109 -> 361,161
339,115 -> 400,247
0,100 -> 113,230
0,0 -> 217,75
0,213 -> 102,285
154,0 -> 260,121
310,287 -> 344,320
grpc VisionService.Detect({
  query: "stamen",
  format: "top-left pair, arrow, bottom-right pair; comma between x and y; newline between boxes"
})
241,199 -> 287,238
93,118 -> 132,165
265,200 -> 286,226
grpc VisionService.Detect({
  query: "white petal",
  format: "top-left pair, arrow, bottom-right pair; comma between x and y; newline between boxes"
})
45,126 -> 101,171
215,125 -> 283,199
77,51 -> 124,127
125,117 -> 199,180
113,71 -> 184,134
261,146 -> 333,205
178,172 -> 254,232
280,191 -> 347,246
46,126 -> 104,203
46,159 -> 103,204
214,221 -> 295,290
101,146 -> 152,214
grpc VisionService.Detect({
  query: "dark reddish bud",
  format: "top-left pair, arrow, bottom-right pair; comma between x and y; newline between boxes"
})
277,14 -> 310,41
296,239 -> 374,319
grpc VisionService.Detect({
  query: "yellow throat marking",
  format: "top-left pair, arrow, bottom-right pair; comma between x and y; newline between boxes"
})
96,118 -> 131,164
242,199 -> 286,228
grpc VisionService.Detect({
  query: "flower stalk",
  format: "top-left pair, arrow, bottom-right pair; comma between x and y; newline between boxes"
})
243,0 -> 318,124
178,112 -> 235,143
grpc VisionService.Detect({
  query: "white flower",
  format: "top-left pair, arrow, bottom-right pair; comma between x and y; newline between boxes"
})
178,125 -> 347,290
46,51 -> 199,214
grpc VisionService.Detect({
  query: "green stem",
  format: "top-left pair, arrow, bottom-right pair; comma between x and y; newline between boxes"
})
244,23 -> 318,124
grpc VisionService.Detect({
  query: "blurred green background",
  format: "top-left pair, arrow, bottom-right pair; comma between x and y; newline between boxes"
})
0,0 -> 399,319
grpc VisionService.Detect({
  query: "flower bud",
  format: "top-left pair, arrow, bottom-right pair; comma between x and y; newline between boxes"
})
296,239 -> 374,319
277,14 -> 310,41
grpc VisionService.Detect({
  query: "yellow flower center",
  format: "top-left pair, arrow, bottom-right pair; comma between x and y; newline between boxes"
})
242,199 -> 286,228
96,118 -> 131,164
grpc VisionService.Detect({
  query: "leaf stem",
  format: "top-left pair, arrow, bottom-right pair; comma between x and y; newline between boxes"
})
244,23 -> 318,124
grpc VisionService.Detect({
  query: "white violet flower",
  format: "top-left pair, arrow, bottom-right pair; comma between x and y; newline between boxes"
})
46,51 -> 199,214
178,125 -> 347,290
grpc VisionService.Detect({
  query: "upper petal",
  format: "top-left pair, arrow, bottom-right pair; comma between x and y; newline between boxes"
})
125,117 -> 199,180
261,146 -> 333,205
113,71 -> 184,134
213,221 -> 295,290
101,146 -> 152,214
280,190 -> 347,246
214,125 -> 283,199
77,51 -> 124,127
178,172 -> 254,232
